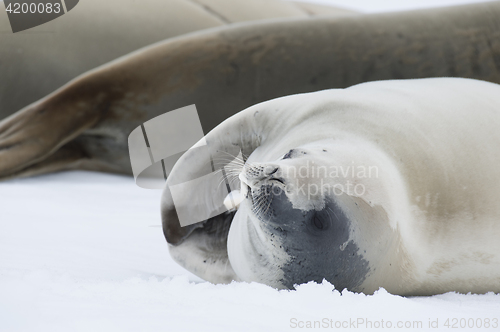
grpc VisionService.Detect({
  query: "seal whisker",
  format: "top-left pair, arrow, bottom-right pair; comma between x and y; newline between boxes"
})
263,193 -> 274,217
212,157 -> 244,166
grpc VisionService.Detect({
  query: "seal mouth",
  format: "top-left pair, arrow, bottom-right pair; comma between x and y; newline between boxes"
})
240,172 -> 286,192
270,178 -> 285,186
248,184 -> 284,221
239,167 -> 288,221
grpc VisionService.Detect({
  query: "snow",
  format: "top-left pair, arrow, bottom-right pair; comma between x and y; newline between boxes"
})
1,171 -> 500,331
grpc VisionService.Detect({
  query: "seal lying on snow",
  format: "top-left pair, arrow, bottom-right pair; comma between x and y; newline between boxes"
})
162,77 -> 500,296
0,0 -> 353,120
0,2 -> 499,180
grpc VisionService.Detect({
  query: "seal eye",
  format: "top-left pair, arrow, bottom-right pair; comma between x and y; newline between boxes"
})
308,213 -> 330,232
282,149 -> 294,159
313,216 -> 324,230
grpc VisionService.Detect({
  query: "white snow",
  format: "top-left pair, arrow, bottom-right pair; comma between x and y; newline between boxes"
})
1,171 -> 500,331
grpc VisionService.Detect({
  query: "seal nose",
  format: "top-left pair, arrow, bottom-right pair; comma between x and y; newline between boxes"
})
242,164 -> 281,187
264,165 -> 279,176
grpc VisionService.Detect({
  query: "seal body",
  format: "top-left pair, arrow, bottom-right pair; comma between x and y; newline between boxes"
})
163,78 -> 500,295
0,2 -> 499,180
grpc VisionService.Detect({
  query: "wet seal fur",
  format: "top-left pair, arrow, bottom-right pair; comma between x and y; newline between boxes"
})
162,78 -> 500,295
0,2 -> 499,180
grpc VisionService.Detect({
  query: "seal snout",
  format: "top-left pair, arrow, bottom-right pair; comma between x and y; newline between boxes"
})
239,163 -> 285,189
237,163 -> 289,221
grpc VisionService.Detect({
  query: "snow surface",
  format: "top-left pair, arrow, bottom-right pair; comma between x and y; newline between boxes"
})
1,171 -> 500,332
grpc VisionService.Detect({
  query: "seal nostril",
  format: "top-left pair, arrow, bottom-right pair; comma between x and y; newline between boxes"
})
268,167 -> 278,176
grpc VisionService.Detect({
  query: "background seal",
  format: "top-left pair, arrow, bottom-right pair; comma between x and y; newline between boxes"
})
0,0 -> 354,120
0,2 -> 499,180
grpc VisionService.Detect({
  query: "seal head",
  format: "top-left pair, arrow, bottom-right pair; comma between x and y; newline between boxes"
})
228,147 -> 370,290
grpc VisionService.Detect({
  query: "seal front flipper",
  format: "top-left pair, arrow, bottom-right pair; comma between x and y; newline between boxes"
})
161,107 -> 264,284
0,142 -> 89,180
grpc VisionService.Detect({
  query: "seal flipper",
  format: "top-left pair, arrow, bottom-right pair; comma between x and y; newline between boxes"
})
0,83 -> 103,180
162,180 -> 241,283
163,191 -> 240,284
0,141 -> 88,180
161,107 -> 264,283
